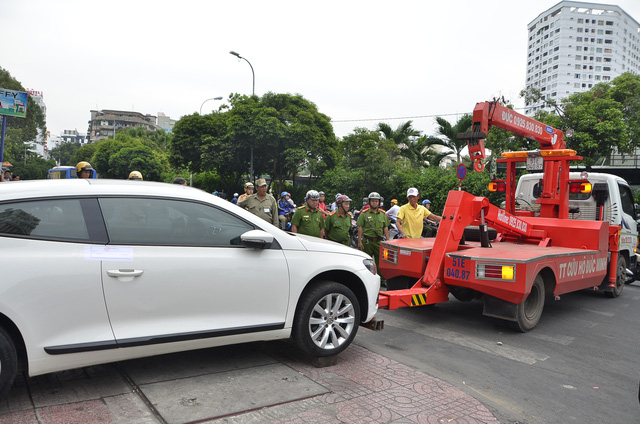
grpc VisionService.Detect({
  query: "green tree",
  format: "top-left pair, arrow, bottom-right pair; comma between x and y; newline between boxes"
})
523,74 -> 638,168
429,115 -> 473,164
172,92 -> 337,196
377,121 -> 421,161
0,68 -> 47,168
170,111 -> 229,176
11,157 -> 55,180
91,133 -> 168,180
560,90 -> 628,167
607,72 -> 640,155
318,128 -> 400,203
49,142 -> 81,166
71,143 -> 100,169
228,93 -> 337,195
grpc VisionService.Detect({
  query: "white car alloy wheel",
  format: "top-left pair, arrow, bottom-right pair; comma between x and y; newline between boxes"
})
294,281 -> 360,357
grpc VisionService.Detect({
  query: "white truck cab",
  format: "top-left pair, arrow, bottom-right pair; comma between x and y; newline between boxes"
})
515,172 -> 639,282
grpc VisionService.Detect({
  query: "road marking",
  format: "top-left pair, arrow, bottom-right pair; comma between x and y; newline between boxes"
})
581,308 -> 614,317
530,333 -> 574,346
382,315 -> 549,365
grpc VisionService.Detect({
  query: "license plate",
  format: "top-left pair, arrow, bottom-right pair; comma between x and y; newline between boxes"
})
526,156 -> 543,170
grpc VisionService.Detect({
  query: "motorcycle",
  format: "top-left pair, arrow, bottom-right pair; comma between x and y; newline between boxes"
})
387,217 -> 401,240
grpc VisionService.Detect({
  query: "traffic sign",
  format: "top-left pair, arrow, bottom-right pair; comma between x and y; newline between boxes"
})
457,164 -> 467,180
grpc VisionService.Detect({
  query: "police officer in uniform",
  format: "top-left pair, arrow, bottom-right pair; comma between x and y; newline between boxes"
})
291,190 -> 325,238
357,192 -> 389,266
325,195 -> 353,246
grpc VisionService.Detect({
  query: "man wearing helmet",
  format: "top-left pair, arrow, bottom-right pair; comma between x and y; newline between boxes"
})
329,193 -> 342,212
278,191 -> 295,230
318,191 -> 328,215
291,190 -> 325,237
237,182 -> 254,203
357,192 -> 390,265
76,161 -> 94,179
396,187 -> 441,239
385,198 -> 400,222
237,178 -> 279,226
325,195 -> 353,246
128,171 -> 143,180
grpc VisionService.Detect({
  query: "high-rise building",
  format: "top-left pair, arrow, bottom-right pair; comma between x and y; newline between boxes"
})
525,1 -> 640,115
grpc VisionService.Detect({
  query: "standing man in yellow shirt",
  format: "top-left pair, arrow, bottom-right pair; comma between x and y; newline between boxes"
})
396,187 -> 442,239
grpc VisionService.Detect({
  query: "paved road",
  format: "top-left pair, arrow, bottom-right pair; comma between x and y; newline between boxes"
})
358,280 -> 640,423
2,282 -> 639,423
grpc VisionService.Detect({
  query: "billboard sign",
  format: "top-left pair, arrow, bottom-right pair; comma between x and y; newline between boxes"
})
0,88 -> 28,118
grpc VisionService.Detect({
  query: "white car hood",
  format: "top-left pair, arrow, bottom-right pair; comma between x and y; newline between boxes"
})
289,233 -> 365,256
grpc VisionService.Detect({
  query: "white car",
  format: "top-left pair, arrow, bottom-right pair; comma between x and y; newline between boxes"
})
0,180 -> 379,396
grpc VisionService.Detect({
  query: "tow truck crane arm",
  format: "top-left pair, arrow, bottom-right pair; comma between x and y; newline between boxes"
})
458,99 -> 566,172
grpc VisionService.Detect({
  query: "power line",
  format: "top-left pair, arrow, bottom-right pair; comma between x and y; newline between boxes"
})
330,106 -> 528,123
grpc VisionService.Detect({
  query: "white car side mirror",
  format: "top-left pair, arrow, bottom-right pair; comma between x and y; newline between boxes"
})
240,230 -> 274,249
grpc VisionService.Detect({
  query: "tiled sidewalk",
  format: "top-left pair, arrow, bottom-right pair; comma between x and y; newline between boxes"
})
0,343 -> 499,424
209,344 -> 500,424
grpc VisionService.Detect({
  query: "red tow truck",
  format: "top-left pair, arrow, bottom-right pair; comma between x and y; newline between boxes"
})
377,100 -> 626,331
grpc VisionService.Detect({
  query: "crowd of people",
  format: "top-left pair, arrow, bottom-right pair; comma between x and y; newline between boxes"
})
230,181 -> 442,268
0,169 -> 19,182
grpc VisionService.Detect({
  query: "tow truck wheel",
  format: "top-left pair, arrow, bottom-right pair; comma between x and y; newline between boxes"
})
0,327 -> 17,398
510,275 -> 545,332
293,281 -> 360,357
605,255 -> 626,298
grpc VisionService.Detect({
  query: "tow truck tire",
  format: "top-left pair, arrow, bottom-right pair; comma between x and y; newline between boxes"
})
0,327 -> 17,398
510,275 -> 545,332
605,255 -> 625,298
293,281 -> 360,357
463,226 -> 497,242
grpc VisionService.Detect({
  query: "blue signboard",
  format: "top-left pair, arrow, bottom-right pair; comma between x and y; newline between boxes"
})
0,89 -> 28,118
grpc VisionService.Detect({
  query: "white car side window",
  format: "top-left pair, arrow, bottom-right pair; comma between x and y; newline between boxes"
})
0,199 -> 90,240
99,197 -> 254,246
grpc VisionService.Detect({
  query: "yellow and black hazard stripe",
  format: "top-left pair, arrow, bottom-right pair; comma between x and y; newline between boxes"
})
411,293 -> 427,306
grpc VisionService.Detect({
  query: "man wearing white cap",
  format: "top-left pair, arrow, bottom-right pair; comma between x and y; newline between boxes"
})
396,187 -> 441,239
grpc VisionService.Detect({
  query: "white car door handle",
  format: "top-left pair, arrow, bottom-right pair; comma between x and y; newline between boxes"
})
107,269 -> 144,278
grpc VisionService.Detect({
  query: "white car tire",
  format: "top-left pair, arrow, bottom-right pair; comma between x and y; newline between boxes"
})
0,327 -> 17,398
293,281 -> 360,357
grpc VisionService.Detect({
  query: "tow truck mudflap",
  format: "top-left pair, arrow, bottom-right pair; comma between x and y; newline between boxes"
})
377,278 -> 450,310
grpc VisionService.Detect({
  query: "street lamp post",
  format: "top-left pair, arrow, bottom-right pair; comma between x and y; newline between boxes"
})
230,50 -> 255,181
200,96 -> 223,115
229,51 -> 255,96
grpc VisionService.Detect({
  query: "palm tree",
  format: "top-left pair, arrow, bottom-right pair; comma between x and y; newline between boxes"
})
429,115 -> 473,163
403,136 -> 450,168
377,121 -> 422,165
377,121 -> 421,149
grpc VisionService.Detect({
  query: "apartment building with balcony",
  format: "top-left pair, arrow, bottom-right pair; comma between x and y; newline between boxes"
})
87,110 -> 161,142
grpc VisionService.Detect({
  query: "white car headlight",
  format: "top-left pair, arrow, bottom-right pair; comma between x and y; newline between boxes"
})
363,258 -> 377,275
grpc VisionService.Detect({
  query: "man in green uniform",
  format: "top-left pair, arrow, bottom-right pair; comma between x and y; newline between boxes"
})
325,195 -> 353,246
291,190 -> 325,237
237,178 -> 279,226
357,192 -> 389,266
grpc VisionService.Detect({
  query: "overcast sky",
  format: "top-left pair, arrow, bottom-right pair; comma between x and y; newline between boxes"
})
4,0 -> 640,140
